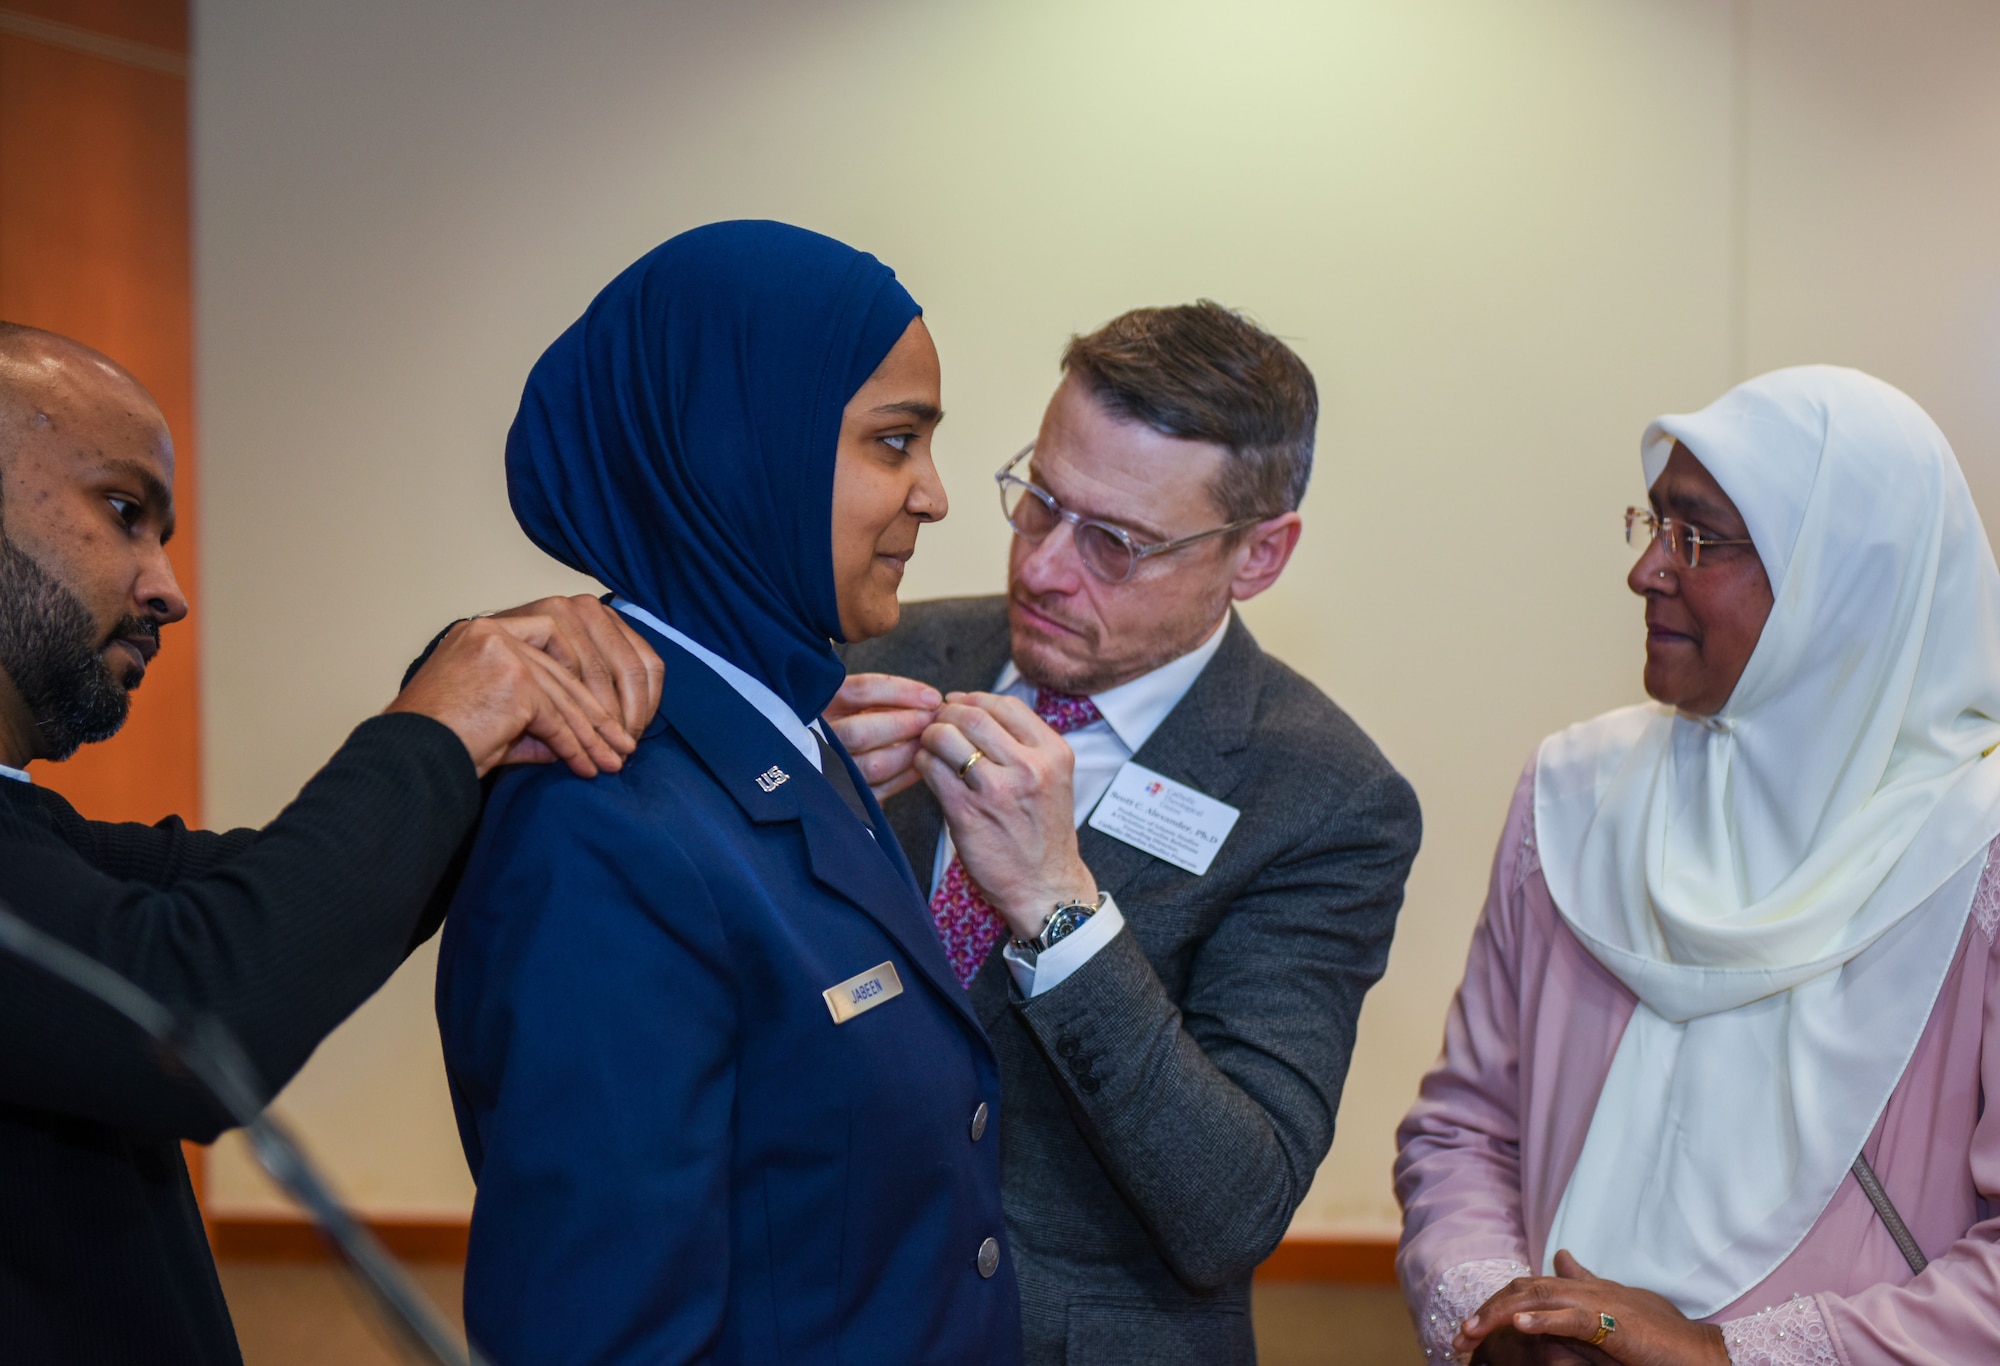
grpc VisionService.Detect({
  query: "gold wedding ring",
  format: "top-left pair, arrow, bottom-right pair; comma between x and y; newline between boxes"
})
957,749 -> 985,779
1588,1313 -> 1616,1347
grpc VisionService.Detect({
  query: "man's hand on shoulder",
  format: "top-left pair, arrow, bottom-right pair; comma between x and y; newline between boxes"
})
387,595 -> 665,779
916,691 -> 1098,939
827,673 -> 941,801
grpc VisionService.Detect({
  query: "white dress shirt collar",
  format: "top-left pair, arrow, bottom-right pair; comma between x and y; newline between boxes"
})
995,610 -> 1229,753
612,598 -> 824,771
0,764 -> 30,785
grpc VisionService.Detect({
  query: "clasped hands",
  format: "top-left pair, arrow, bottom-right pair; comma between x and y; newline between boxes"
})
388,595 -> 665,780
828,673 -> 1096,939
1457,1252 -> 1730,1366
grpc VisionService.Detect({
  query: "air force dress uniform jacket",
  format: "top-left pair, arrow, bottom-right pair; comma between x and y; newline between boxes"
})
438,623 -> 1022,1365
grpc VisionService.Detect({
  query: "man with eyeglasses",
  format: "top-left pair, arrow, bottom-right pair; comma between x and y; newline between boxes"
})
832,301 -> 1421,1365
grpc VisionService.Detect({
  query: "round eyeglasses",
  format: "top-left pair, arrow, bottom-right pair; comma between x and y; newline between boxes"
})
995,444 -> 1270,584
1624,506 -> 1754,570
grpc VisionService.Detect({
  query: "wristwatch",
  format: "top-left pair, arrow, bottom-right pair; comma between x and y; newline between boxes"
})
1010,891 -> 1108,966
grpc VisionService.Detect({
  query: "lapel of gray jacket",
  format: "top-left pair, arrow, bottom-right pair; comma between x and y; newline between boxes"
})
1075,611 -> 1262,895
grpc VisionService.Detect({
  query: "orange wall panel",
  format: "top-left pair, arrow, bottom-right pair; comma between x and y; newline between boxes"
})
0,1 -> 197,826
3,0 -> 184,51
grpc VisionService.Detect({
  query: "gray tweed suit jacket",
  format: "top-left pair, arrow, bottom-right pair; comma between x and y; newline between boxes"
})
840,597 -> 1421,1366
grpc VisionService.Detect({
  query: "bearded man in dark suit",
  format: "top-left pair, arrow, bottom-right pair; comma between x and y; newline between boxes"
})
832,301 -> 1422,1366
0,323 -> 661,1365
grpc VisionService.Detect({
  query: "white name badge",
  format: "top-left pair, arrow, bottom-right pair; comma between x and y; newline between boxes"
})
822,961 -> 904,1025
1086,761 -> 1240,876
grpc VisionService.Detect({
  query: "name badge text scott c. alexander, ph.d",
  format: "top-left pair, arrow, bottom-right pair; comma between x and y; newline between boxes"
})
822,961 -> 904,1025
1087,761 -> 1241,876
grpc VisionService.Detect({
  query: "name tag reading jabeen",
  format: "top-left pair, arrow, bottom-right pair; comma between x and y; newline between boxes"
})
1087,761 -> 1242,876
822,961 -> 904,1025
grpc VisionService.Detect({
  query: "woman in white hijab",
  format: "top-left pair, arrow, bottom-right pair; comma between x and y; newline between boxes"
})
1396,366 -> 2000,1365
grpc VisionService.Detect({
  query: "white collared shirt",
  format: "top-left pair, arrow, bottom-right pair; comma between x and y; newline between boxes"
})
0,764 -> 29,785
612,599 -> 826,772
931,613 -> 1231,996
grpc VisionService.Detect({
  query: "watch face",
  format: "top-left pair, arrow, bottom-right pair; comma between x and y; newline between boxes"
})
1043,905 -> 1088,945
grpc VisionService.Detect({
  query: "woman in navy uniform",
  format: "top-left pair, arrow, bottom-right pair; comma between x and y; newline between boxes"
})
437,221 -> 1020,1365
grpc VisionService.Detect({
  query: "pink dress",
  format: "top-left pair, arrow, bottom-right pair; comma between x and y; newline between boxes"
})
1396,764 -> 2000,1365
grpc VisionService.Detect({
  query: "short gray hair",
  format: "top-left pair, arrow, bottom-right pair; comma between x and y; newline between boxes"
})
1061,301 -> 1316,525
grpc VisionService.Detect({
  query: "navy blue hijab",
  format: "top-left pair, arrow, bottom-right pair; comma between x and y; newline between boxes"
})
506,220 -> 922,721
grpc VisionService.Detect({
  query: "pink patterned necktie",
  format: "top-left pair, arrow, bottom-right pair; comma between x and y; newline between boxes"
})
929,688 -> 1104,988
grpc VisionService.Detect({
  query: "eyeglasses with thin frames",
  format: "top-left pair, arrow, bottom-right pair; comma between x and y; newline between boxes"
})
1624,507 -> 1754,570
995,444 -> 1270,584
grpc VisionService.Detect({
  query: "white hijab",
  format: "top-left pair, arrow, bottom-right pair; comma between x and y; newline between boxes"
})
1536,366 -> 2000,1316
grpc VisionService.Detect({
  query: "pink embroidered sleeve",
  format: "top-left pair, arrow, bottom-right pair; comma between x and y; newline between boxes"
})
1396,766 -> 1539,1335
1414,1258 -> 1534,1362
1721,1298 -> 1839,1365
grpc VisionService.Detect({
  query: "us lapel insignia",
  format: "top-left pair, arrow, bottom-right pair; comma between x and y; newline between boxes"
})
755,765 -> 790,793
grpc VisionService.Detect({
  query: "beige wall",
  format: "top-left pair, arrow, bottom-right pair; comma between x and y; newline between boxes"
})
192,0 -> 2000,1234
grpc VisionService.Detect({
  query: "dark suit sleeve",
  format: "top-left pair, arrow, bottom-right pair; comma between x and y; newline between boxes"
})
31,794 -> 258,885
1013,768 -> 1421,1290
37,752 -> 468,954
0,713 -> 481,1141
441,774 -> 737,1366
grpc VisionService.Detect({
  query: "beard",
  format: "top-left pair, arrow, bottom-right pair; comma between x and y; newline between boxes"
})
0,534 -> 151,762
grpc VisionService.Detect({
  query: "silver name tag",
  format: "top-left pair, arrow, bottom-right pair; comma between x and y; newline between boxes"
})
822,961 -> 904,1025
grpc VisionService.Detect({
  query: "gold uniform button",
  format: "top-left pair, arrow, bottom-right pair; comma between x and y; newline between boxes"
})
970,1101 -> 989,1142
977,1237 -> 1000,1279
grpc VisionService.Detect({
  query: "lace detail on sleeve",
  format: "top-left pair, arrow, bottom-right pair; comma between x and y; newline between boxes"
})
1720,1297 -> 1838,1366
1416,1258 -> 1533,1363
1972,842 -> 2000,942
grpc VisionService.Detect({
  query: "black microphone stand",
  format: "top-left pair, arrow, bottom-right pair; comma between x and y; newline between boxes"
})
0,900 -> 488,1366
